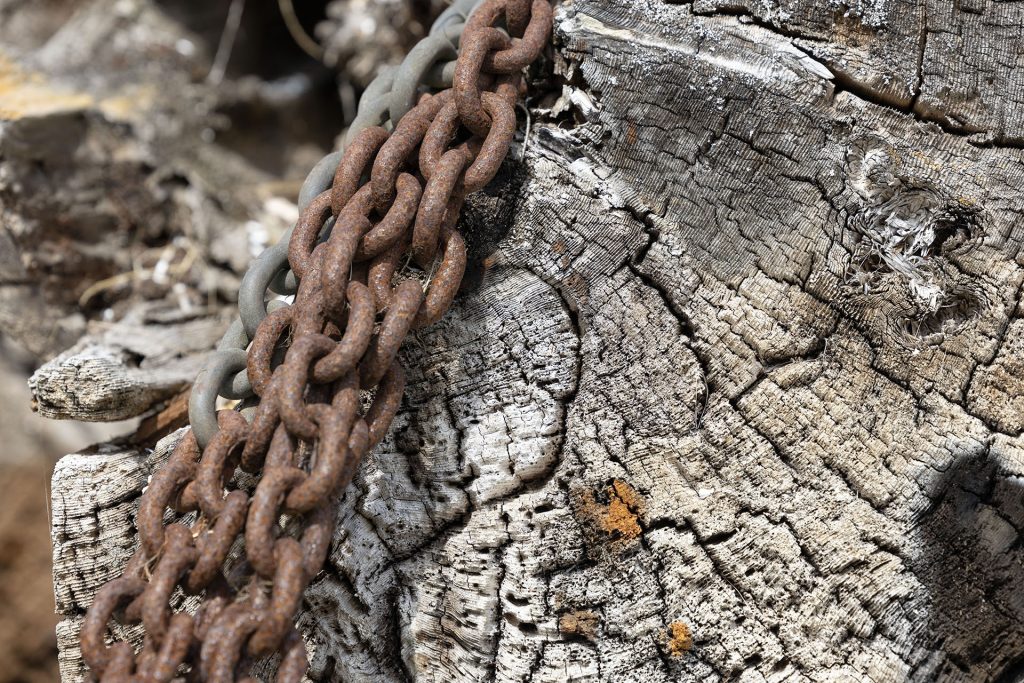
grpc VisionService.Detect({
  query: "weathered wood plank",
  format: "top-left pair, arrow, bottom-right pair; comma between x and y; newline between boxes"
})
29,309 -> 229,421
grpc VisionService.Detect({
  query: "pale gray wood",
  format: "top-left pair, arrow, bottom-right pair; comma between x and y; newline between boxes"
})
50,0 -> 1024,682
29,306 -> 230,421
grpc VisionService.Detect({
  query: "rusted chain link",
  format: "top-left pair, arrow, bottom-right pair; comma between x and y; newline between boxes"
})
81,0 -> 552,681
190,0 -> 487,449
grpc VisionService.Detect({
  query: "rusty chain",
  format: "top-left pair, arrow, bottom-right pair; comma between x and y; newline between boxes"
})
188,0 -> 486,449
79,0 -> 552,681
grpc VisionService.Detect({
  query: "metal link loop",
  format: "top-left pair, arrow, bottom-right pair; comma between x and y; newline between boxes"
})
388,22 -> 463,124
454,28 -> 511,135
189,349 -> 249,450
472,0 -> 552,73
188,0 -> 504,438
343,66 -> 396,147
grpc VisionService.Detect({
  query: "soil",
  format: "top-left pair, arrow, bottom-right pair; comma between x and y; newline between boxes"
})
0,341 -> 131,683
0,461 -> 59,683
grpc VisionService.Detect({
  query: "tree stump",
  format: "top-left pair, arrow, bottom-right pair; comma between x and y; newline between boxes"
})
44,0 -> 1024,681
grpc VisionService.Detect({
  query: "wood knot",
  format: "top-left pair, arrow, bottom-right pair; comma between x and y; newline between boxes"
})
839,136 -> 990,345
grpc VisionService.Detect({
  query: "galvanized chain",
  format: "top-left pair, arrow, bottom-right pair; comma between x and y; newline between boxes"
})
79,1 -> 552,682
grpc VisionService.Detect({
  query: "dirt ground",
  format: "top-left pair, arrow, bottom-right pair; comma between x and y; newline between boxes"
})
0,343 -> 130,683
0,461 -> 60,683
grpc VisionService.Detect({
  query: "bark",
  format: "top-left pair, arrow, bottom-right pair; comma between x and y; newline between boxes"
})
44,0 -> 1024,681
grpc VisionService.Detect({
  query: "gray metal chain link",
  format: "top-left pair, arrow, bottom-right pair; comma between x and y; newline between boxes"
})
189,0 -> 486,449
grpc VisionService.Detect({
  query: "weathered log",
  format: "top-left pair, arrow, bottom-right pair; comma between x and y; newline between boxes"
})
48,0 -> 1024,681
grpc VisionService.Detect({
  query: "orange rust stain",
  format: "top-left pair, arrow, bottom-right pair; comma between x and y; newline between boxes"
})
578,479 -> 645,543
603,480 -> 642,539
611,480 -> 643,513
551,238 -> 567,255
562,272 -> 588,307
666,621 -> 693,657
625,120 -> 638,146
558,610 -> 599,640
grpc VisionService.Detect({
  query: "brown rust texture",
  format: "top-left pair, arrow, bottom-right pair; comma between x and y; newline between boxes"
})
558,610 -> 600,641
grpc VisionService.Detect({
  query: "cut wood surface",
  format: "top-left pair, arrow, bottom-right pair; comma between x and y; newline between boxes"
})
29,307 -> 230,421
47,0 -> 1024,681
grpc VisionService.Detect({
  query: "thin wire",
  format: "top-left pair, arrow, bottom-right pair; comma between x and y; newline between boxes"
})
278,0 -> 326,62
208,0 -> 246,85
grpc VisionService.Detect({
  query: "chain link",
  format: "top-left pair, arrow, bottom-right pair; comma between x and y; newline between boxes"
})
190,0 -> 489,450
81,0 -> 552,680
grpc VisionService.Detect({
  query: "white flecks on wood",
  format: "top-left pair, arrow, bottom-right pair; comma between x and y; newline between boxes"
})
51,434 -> 176,683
